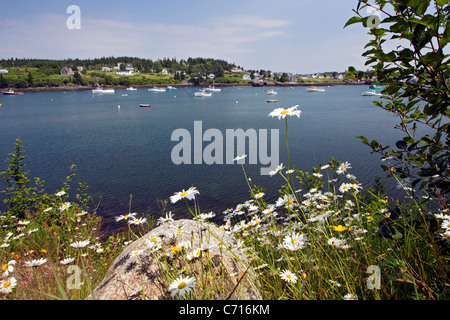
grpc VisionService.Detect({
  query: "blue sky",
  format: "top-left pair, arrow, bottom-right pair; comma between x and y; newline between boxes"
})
0,0 -> 374,74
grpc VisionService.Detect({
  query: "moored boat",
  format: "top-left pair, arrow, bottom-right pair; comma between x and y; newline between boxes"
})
3,88 -> 24,95
148,87 -> 166,92
92,85 -> 115,94
362,90 -> 382,96
139,104 -> 151,108
194,90 -> 212,97
306,86 -> 325,92
266,89 -> 278,95
126,86 -> 138,91
204,85 -> 221,92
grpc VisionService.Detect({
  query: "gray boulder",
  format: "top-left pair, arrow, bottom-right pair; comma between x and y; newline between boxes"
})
88,219 -> 262,300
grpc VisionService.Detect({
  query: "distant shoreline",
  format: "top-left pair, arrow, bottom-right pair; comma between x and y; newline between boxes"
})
1,81 -> 368,93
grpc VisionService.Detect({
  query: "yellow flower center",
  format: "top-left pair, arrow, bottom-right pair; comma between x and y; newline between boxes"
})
281,110 -> 289,114
171,246 -> 181,253
2,264 -> 7,272
286,274 -> 292,279
288,200 -> 294,205
333,225 -> 347,232
178,282 -> 187,290
150,237 -> 157,242
3,281 -> 10,288
180,192 -> 188,197
291,238 -> 297,244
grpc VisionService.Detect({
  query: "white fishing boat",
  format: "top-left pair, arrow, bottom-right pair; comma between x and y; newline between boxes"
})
306,86 -> 325,92
3,88 -> 24,95
166,86 -> 177,91
126,86 -> 137,91
362,90 -> 382,96
204,85 -> 221,92
194,90 -> 212,97
92,85 -> 115,94
266,89 -> 278,95
148,87 -> 166,92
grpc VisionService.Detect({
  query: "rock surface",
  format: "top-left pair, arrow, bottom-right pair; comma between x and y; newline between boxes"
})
88,219 -> 262,300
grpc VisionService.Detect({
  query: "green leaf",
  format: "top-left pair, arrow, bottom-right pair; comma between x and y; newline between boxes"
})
415,0 -> 430,16
435,0 -> 449,6
412,24 -> 432,48
344,16 -> 363,28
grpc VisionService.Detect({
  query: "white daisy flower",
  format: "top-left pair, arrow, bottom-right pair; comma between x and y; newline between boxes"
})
269,163 -> 285,177
233,154 -> 247,163
336,161 -> 352,175
170,187 -> 200,203
128,217 -> 147,225
0,276 -> 17,294
168,276 -> 196,298
60,257 -> 75,265
70,240 -> 90,248
1,260 -> 16,276
59,202 -> 71,211
280,270 -> 298,284
115,212 -> 138,222
268,105 -> 301,120
344,293 -> 358,300
23,258 -> 47,267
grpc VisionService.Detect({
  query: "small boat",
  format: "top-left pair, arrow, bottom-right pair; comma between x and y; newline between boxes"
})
362,90 -> 382,96
194,90 -> 212,97
92,85 -> 115,94
306,86 -> 325,92
126,86 -> 138,91
3,88 -> 24,95
266,99 -> 278,103
148,87 -> 166,92
369,85 -> 382,90
121,94 -> 128,97
266,89 -> 278,95
139,104 -> 151,108
166,86 -> 177,91
204,85 -> 221,92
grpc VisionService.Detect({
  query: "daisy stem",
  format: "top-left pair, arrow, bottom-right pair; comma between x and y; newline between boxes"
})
285,117 -> 290,179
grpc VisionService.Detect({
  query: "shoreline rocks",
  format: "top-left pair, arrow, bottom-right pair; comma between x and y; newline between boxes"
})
88,219 -> 262,300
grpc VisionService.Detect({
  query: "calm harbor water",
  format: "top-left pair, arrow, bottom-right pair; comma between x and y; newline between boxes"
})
0,85 -> 404,230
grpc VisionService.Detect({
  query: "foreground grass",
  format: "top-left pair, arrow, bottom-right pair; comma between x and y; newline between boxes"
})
0,161 -> 448,300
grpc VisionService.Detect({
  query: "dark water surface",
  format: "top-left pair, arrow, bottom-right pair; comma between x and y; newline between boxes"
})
0,85 -> 404,229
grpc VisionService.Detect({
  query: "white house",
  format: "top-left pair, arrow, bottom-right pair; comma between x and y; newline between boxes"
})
243,74 -> 251,81
0,69 -> 8,74
102,67 -> 112,72
161,69 -> 168,75
207,73 -> 215,79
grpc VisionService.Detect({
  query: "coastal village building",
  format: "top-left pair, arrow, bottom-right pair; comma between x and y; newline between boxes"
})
60,67 -> 75,75
161,69 -> 168,75
0,69 -> 8,74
